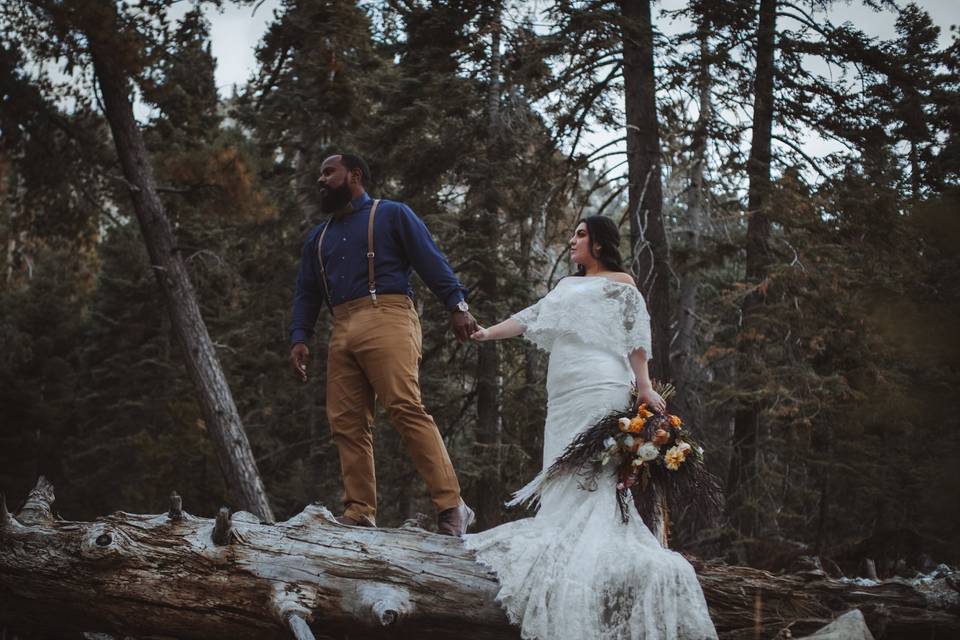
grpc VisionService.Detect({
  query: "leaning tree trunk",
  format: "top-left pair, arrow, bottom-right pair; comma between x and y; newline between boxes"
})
2,478 -> 958,640
85,24 -> 274,522
727,0 -> 777,536
620,0 -> 671,382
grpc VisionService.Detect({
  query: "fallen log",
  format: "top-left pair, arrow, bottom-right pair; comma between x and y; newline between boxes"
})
1,478 -> 957,639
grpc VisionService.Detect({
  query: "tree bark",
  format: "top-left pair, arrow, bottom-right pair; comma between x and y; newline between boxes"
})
475,3 -> 504,530
293,135 -> 331,495
727,0 -> 777,536
86,23 -> 274,522
620,0 -> 671,382
2,479 -> 958,640
673,15 -> 712,420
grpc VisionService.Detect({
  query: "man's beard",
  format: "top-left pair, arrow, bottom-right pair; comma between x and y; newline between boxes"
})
319,181 -> 353,214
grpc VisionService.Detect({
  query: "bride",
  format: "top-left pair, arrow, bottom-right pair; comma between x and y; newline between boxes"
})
465,216 -> 717,640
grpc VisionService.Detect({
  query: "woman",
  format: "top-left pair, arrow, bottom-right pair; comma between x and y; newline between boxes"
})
465,216 -> 717,640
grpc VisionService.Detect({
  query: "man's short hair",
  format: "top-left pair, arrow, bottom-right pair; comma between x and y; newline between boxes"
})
340,153 -> 371,186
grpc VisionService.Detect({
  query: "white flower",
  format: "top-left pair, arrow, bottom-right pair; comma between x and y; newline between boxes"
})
637,442 -> 659,462
623,435 -> 635,449
677,442 -> 692,455
631,458 -> 644,467
618,417 -> 632,432
603,437 -> 616,450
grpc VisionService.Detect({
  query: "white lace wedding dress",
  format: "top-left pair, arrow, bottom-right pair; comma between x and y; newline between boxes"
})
464,276 -> 718,640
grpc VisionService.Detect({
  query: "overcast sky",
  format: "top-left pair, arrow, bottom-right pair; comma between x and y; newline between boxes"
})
195,0 -> 959,100
177,0 -> 958,170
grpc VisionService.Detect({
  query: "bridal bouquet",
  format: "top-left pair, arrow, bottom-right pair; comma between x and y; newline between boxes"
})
538,383 -> 722,528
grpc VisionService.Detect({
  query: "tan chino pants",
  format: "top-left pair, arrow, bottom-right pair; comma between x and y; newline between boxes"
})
326,294 -> 461,524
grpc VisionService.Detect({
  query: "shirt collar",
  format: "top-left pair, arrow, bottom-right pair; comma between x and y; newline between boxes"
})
352,192 -> 372,210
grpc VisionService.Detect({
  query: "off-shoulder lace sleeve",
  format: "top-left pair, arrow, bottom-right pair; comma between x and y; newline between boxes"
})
510,296 -> 555,351
615,284 -> 652,359
510,279 -> 652,357
510,299 -> 540,332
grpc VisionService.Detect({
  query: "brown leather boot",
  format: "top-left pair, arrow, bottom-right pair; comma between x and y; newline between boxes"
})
437,502 -> 475,537
335,514 -> 376,528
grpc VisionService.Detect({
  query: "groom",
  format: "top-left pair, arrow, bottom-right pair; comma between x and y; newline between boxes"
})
289,153 -> 477,536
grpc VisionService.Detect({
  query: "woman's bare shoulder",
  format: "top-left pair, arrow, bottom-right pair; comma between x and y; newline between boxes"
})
606,272 -> 637,287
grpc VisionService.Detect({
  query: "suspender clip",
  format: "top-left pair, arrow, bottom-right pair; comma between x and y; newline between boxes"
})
366,200 -> 380,306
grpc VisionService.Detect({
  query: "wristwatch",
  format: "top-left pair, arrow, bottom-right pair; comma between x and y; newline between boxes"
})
454,300 -> 469,313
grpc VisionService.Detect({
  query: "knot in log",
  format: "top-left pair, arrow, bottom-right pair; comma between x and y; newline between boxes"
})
356,584 -> 412,627
79,523 -> 132,561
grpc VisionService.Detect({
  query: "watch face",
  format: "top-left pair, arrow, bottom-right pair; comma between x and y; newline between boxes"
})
457,301 -> 469,313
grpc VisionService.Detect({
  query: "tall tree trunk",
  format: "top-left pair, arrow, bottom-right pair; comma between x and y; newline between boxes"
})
294,137 -> 330,493
475,4 -> 504,529
909,140 -> 921,199
86,29 -> 274,522
814,420 -> 834,555
727,0 -> 777,535
620,0 -> 671,382
295,139 -> 321,228
673,16 -> 712,419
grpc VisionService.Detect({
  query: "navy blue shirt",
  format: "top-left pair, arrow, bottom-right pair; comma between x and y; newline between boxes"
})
289,193 -> 468,345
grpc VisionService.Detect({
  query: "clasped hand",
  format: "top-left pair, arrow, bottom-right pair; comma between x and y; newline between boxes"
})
470,326 -> 490,341
450,311 -> 479,342
636,385 -> 666,414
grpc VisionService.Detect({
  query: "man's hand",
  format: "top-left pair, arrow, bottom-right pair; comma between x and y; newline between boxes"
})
290,343 -> 309,382
450,311 -> 479,342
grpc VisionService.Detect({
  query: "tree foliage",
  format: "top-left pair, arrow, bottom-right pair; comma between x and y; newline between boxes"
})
1,0 -> 957,572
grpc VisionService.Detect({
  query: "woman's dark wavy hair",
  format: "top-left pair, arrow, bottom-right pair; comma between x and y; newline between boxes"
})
574,215 -> 627,276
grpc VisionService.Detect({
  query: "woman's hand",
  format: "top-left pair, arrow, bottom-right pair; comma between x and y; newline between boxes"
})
471,327 -> 491,341
637,385 -> 666,414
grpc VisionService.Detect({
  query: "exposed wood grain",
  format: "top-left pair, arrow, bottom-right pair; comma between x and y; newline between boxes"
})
1,479 -> 956,640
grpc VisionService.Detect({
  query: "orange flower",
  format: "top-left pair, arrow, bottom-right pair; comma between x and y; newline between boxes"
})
638,406 -> 655,419
669,415 -> 682,428
628,417 -> 646,433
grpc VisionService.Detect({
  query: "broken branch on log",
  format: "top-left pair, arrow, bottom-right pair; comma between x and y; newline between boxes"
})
0,478 -> 957,639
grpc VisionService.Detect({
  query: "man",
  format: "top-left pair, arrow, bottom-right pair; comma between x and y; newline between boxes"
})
289,153 -> 478,536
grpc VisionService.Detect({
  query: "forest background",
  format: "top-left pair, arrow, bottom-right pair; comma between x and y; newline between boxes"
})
1,0 -> 958,575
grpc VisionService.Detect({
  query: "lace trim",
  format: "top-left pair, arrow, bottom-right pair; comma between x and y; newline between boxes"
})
511,278 -> 652,358
465,487 -> 719,640
506,401 -> 618,509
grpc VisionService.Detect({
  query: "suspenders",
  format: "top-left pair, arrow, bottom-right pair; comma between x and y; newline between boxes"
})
365,199 -> 380,303
317,199 -> 382,311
